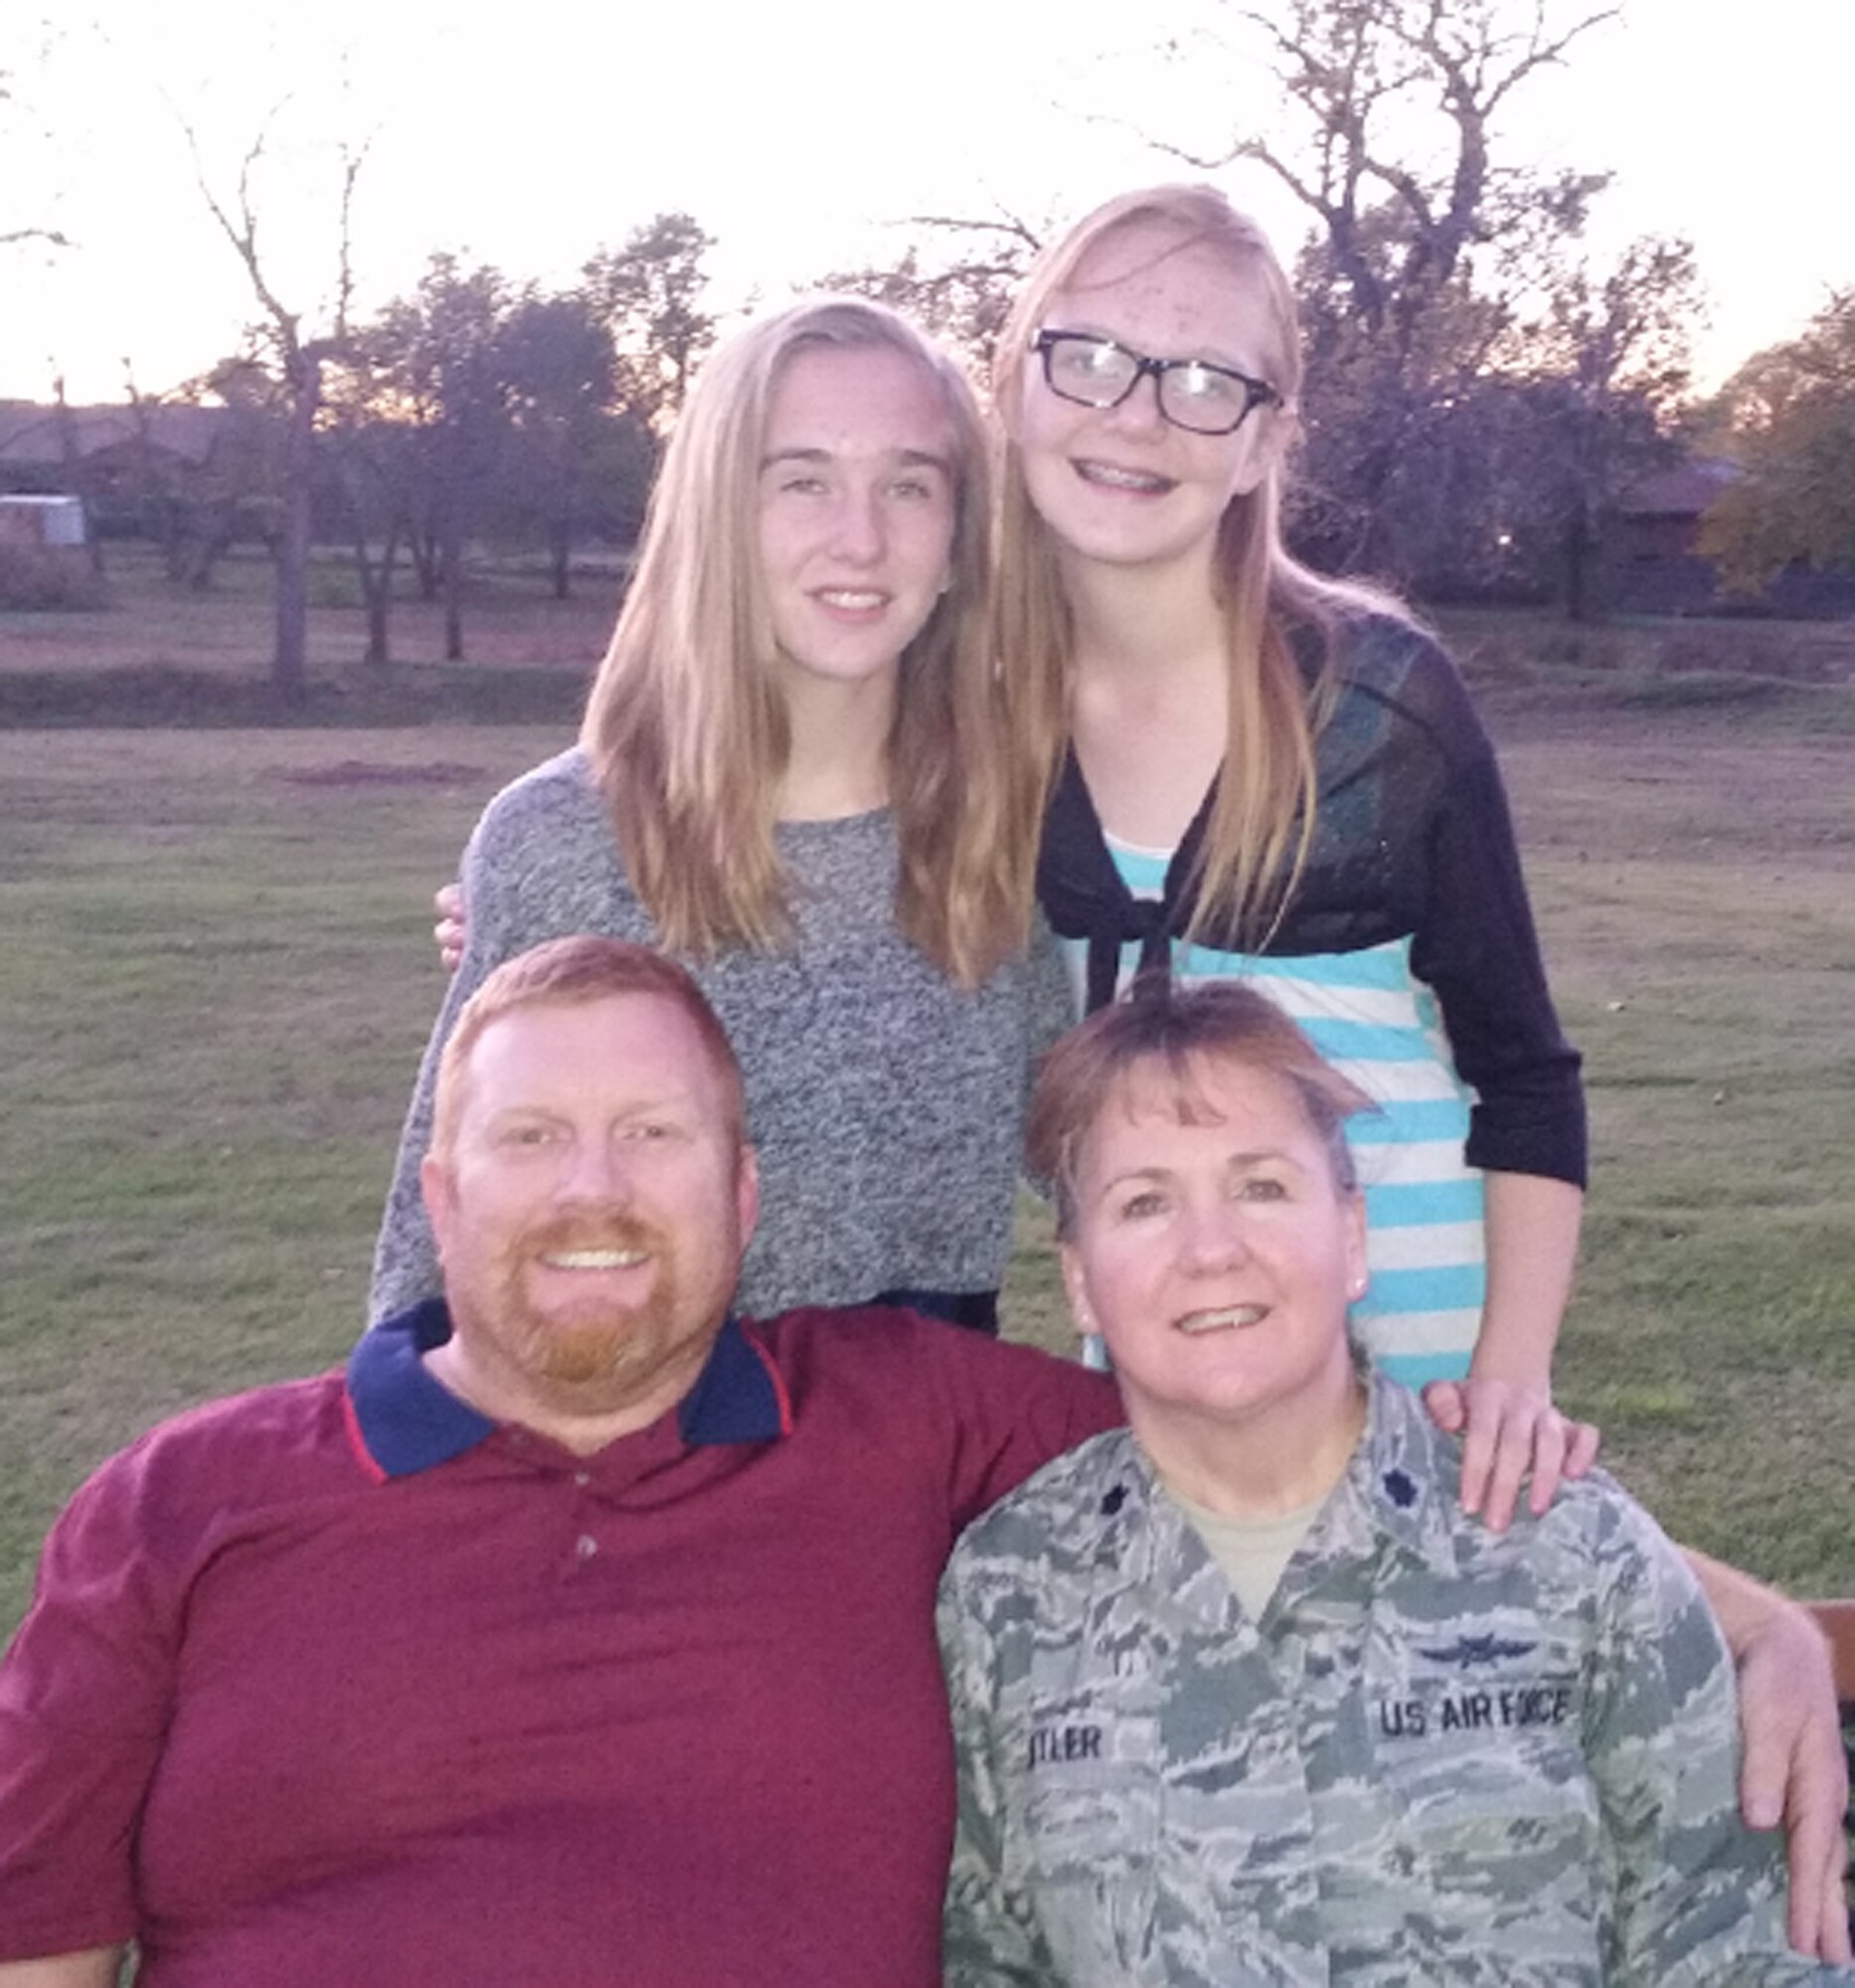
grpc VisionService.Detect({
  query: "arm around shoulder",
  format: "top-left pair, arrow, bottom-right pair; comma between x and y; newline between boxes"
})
1591,1511 -> 1848,1977
1428,1170 -> 1593,1531
1684,1547 -> 1851,1962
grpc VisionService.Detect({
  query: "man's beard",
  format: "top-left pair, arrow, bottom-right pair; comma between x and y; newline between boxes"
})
498,1211 -> 683,1393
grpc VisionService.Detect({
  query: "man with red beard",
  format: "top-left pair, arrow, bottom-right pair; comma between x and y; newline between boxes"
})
0,936 -> 1119,1988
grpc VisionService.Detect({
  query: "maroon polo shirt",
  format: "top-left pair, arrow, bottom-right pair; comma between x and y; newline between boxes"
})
0,1301 -> 1118,1985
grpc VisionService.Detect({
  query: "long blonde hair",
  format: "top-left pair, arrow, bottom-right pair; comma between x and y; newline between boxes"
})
581,297 -> 1038,987
993,184 -> 1409,947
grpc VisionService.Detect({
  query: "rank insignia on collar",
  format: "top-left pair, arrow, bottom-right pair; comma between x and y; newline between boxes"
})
1099,1483 -> 1127,1516
1381,1466 -> 1418,1508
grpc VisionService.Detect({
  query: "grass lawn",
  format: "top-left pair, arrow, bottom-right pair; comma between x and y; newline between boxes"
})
1,580 -> 1853,1633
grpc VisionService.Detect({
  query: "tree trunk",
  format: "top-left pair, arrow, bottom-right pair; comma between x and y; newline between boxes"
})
412,524 -> 441,600
1563,505 -> 1597,624
349,520 -> 399,669
273,350 -> 319,701
442,525 -> 465,661
370,525 -> 401,667
551,515 -> 571,600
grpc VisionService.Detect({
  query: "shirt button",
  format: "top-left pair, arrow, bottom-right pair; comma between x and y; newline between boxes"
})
576,1534 -> 598,1561
574,1470 -> 591,1488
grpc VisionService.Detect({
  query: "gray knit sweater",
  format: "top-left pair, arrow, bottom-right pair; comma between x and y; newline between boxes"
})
370,748 -> 1073,1324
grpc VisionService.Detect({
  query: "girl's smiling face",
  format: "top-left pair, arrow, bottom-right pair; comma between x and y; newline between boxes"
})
1012,219 -> 1291,582
757,341 -> 957,702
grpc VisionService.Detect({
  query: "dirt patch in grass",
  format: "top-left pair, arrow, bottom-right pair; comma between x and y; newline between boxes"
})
273,759 -> 492,788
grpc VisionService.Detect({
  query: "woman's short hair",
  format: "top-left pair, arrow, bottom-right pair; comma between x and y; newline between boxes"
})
1027,975 -> 1372,1238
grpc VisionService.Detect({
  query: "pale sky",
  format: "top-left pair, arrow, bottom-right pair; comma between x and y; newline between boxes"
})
4,0 -> 1849,406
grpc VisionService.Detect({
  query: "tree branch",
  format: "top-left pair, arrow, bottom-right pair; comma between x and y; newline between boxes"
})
177,101 -> 302,359
897,209 -> 1047,255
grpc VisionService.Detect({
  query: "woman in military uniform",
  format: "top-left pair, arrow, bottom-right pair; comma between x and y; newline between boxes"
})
938,978 -> 1842,1985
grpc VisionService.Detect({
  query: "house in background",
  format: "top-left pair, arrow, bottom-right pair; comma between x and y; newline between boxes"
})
0,400 -> 237,535
0,398 -> 283,591
1612,456 -> 1855,618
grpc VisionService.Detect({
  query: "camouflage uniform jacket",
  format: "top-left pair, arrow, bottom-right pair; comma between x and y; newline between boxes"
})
938,1372 -> 1842,1986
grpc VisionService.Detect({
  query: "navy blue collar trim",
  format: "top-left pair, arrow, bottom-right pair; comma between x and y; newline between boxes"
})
346,1300 -> 785,1479
676,1313 -> 787,1444
347,1298 -> 497,1479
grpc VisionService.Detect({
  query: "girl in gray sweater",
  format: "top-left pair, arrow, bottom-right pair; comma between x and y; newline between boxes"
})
372,298 -> 1066,1333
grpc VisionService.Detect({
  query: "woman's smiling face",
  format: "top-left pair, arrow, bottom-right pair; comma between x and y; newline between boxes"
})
1061,1050 -> 1366,1445
1012,219 -> 1290,581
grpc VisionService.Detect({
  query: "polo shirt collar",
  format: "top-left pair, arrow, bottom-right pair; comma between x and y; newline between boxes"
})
346,1299 -> 787,1479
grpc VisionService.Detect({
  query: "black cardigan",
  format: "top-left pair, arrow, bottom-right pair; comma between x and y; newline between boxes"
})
1034,613 -> 1587,1189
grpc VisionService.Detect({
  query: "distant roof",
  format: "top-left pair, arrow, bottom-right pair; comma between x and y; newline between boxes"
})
0,400 -> 231,469
1617,456 -> 1740,519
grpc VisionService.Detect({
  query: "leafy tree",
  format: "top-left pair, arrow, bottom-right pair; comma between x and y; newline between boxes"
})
1698,289 -> 1855,593
582,212 -> 717,429
1505,234 -> 1702,616
316,336 -> 419,666
368,253 -> 512,659
497,288 -> 650,599
1300,229 -> 1701,612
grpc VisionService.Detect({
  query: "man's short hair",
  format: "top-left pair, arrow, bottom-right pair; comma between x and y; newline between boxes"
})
1027,974 -> 1373,1238
429,936 -> 747,1165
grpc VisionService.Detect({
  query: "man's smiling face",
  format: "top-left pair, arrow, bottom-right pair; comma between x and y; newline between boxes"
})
422,991 -> 758,1444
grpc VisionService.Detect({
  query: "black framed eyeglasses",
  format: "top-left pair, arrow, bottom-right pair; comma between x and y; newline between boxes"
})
1033,329 -> 1282,436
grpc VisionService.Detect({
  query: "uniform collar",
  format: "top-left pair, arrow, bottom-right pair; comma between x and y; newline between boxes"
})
1337,1367 -> 1464,1581
345,1299 -> 788,1480
1088,1368 -> 1461,1615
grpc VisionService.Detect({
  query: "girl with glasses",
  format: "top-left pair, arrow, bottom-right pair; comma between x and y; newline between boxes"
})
995,184 -> 1588,1525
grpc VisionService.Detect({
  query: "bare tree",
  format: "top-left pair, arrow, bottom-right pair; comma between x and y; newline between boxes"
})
1,41 -> 73,252
1153,0 -> 1617,351
818,210 -> 1044,372
181,107 -> 369,699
